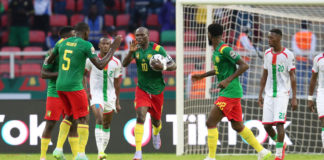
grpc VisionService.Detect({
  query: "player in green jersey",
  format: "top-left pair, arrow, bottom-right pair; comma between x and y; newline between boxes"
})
47,22 -> 122,160
192,23 -> 271,160
40,26 -> 76,160
122,27 -> 176,160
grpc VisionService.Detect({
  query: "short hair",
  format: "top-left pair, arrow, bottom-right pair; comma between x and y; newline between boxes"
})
59,26 -> 74,38
270,28 -> 282,36
208,23 -> 223,37
74,22 -> 89,33
301,20 -> 309,29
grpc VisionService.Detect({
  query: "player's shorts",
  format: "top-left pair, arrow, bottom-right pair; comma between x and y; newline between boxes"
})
57,89 -> 89,120
316,92 -> 324,119
90,96 -> 116,114
135,86 -> 164,120
44,96 -> 64,121
262,95 -> 289,125
214,96 -> 242,122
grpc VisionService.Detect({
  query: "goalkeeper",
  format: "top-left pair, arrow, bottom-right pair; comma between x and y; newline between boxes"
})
192,23 -> 271,160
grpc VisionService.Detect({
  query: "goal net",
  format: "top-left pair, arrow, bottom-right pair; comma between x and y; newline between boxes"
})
176,0 -> 324,155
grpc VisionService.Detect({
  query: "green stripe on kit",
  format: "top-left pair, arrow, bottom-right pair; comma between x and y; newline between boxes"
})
272,64 -> 277,97
322,128 -> 324,131
271,134 -> 277,141
103,69 -> 108,102
276,142 -> 284,148
103,128 -> 111,132
95,124 -> 103,129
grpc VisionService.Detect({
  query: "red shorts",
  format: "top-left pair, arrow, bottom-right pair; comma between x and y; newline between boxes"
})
135,86 -> 164,120
57,89 -> 89,120
214,96 -> 242,122
44,97 -> 64,121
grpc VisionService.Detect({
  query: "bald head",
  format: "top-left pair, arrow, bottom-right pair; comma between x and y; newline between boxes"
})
135,27 -> 149,35
99,37 -> 112,54
99,37 -> 111,44
135,27 -> 149,48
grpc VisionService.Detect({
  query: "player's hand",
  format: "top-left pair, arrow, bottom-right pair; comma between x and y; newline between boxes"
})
116,102 -> 121,113
151,59 -> 164,71
308,100 -> 315,113
291,97 -> 298,111
217,79 -> 231,89
258,95 -> 264,108
191,74 -> 203,82
129,41 -> 138,53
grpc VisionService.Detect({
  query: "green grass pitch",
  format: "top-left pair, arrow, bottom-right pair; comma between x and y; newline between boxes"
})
1,153 -> 323,160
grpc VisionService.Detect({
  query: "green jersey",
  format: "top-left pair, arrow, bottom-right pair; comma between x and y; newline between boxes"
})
42,39 -> 65,98
213,41 -> 243,98
53,37 -> 97,91
133,42 -> 167,94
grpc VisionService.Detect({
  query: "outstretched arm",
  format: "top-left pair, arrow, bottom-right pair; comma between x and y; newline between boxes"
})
191,70 -> 217,82
122,41 -> 138,67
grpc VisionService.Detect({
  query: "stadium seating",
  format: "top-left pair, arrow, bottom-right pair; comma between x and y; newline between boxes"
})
70,14 -> 85,26
1,47 -> 22,60
76,0 -> 84,12
23,47 -> 44,60
2,31 -> 8,44
146,14 -> 159,27
1,0 -> 8,11
66,0 -> 83,12
50,14 -> 68,27
163,46 -> 176,51
117,30 -> 126,39
149,30 -> 159,43
1,15 -> 7,27
116,14 -> 130,27
29,30 -> 45,44
104,14 -> 114,27
20,64 -> 41,76
161,30 -> 175,45
0,63 -> 19,77
114,0 -> 126,12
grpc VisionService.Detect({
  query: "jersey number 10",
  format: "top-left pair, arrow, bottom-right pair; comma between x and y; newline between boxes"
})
141,63 -> 148,72
62,50 -> 73,71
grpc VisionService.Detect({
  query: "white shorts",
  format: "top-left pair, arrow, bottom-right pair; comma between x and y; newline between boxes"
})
316,93 -> 324,119
90,96 -> 116,113
262,95 -> 289,125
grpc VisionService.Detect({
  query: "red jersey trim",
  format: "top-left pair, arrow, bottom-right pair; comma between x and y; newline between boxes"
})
218,44 -> 229,54
152,43 -> 161,52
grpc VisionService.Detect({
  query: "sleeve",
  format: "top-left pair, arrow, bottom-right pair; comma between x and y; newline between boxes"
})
42,53 -> 53,70
85,58 -> 92,71
84,42 -> 97,58
312,57 -> 319,73
114,61 -> 122,78
222,47 -> 240,64
288,53 -> 296,71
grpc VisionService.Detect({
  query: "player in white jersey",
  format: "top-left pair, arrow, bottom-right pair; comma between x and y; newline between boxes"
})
85,37 -> 122,160
308,53 -> 324,147
258,29 -> 297,160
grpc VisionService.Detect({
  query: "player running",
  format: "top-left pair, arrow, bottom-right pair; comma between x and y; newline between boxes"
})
47,22 -> 122,160
258,28 -> 297,160
192,23 -> 271,160
85,37 -> 122,160
308,53 -> 324,148
122,27 -> 176,160
40,26 -> 77,160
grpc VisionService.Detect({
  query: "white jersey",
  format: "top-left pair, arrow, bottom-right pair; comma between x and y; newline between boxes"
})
263,48 -> 296,97
312,53 -> 324,93
85,56 -> 122,104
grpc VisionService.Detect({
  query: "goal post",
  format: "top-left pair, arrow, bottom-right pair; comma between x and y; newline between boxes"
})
176,0 -> 324,156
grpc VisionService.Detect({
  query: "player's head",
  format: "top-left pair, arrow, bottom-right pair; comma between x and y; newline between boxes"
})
135,27 -> 149,46
301,20 -> 309,30
59,26 -> 75,39
74,22 -> 90,40
98,37 -> 111,53
208,23 -> 223,45
268,28 -> 282,47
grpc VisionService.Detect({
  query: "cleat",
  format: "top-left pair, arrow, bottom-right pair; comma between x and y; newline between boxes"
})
258,149 -> 271,160
203,157 -> 216,160
53,149 -> 66,160
152,131 -> 161,150
282,142 -> 287,159
75,153 -> 89,160
132,151 -> 142,160
98,152 -> 107,160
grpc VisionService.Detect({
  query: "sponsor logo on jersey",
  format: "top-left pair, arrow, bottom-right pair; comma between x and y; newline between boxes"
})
136,52 -> 140,59
215,56 -> 220,63
147,54 -> 152,60
46,111 -> 51,117
230,50 -> 238,59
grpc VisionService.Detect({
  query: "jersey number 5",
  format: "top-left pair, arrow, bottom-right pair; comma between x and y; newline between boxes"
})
62,50 -> 73,70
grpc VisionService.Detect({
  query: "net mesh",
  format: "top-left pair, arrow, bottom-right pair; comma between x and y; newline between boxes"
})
182,4 -> 324,154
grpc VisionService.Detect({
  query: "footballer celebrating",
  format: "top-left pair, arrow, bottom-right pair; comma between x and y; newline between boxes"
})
192,23 -> 271,160
122,27 -> 176,160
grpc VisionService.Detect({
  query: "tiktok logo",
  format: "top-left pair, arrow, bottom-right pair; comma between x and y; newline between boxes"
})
123,114 -> 152,147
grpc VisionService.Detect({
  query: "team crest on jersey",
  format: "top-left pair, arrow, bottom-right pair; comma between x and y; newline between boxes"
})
147,54 -> 152,60
215,56 -> 220,63
91,47 -> 95,54
47,111 -> 51,117
136,52 -> 140,59
230,50 -> 238,59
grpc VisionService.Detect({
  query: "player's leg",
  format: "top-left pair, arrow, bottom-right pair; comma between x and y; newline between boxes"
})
150,91 -> 164,150
262,95 -> 278,142
204,104 -> 224,160
320,117 -> 324,147
100,110 -> 114,159
264,124 -> 277,141
91,104 -> 104,156
275,123 -> 286,160
40,120 -> 56,160
316,94 -> 324,147
68,119 -> 79,160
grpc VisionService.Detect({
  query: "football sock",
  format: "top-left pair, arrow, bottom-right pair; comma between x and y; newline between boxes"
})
322,128 -> 324,147
95,124 -> 103,153
102,128 -> 111,153
135,123 -> 144,151
275,142 -> 284,158
68,136 -> 79,159
77,124 -> 89,153
40,137 -> 51,159
56,119 -> 71,149
271,134 -> 278,142
239,127 -> 264,153
207,127 -> 218,158
153,123 -> 162,136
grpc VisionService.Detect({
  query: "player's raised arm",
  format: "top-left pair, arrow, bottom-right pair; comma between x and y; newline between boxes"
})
89,35 -> 123,70
122,41 -> 138,67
